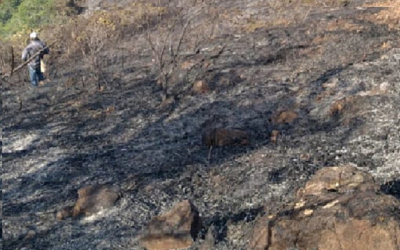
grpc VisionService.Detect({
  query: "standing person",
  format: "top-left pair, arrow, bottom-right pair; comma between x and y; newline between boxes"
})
21,32 -> 49,87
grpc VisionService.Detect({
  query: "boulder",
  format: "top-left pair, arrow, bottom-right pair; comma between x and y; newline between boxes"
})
200,225 -> 216,250
56,206 -> 73,221
73,184 -> 121,217
140,200 -> 202,250
272,110 -> 298,124
249,166 -> 400,250
192,80 -> 210,94
202,128 -> 249,147
57,184 -> 121,220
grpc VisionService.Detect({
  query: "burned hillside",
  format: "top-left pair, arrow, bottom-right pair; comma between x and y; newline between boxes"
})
2,0 -> 400,249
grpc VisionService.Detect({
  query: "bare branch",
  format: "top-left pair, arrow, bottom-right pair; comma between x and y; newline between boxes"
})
173,16 -> 193,64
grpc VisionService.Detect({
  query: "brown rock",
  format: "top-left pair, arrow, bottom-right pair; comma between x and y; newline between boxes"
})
23,230 -> 37,241
180,60 -> 197,70
358,82 -> 390,96
249,166 -> 400,250
317,219 -> 400,250
329,95 -> 361,119
56,206 -> 73,221
248,216 -> 269,250
299,153 -> 311,161
200,225 -> 216,250
192,80 -> 210,94
322,77 -> 339,89
202,128 -> 249,147
329,98 -> 346,116
270,130 -> 279,143
73,184 -> 121,217
272,110 -> 298,124
296,165 -> 377,200
141,200 -> 202,250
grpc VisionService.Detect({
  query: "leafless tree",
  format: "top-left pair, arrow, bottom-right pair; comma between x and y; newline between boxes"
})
144,4 -> 223,102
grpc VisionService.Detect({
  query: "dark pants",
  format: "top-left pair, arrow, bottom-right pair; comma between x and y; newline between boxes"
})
28,66 -> 44,87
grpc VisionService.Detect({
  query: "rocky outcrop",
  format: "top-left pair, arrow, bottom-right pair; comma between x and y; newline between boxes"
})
192,80 -> 210,94
202,128 -> 250,147
249,166 -> 400,250
57,184 -> 121,220
140,200 -> 202,250
272,110 -> 298,124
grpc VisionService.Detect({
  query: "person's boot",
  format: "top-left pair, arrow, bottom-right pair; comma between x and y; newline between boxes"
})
39,78 -> 48,86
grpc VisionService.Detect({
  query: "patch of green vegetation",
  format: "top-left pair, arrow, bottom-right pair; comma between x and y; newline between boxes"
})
0,0 -> 78,38
0,0 -> 22,24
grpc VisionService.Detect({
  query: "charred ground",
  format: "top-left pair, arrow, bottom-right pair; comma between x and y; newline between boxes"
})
2,0 -> 400,249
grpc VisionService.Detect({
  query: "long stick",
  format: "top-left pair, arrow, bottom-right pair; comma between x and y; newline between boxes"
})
10,46 -> 15,76
2,41 -> 56,79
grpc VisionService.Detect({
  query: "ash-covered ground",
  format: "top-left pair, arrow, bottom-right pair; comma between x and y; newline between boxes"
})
2,0 -> 400,249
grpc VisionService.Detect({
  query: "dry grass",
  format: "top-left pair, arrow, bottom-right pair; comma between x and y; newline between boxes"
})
0,40 -> 13,74
221,0 -> 354,33
325,19 -> 364,32
364,0 -> 400,30
240,18 -> 293,33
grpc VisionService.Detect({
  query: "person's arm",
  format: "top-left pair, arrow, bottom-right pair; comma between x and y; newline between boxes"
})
42,41 -> 49,55
22,47 -> 29,61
